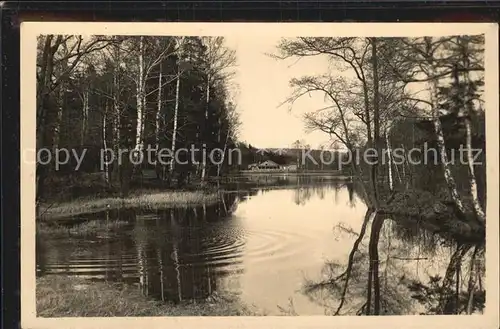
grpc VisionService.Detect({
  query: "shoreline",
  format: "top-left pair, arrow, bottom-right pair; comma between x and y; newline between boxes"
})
237,171 -> 348,176
37,173 -> 350,220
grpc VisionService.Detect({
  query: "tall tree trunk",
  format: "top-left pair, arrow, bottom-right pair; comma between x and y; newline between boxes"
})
385,128 -> 394,191
36,94 -> 53,202
36,35 -> 55,152
102,106 -> 110,186
53,41 -> 71,150
135,36 -> 145,151
118,105 -> 135,197
464,115 -> 485,224
200,74 -> 210,183
81,91 -> 89,147
112,84 -> 121,184
361,91 -> 377,206
53,83 -> 65,149
155,62 -> 163,150
359,47 -> 375,207
457,39 -> 486,225
112,44 -> 122,184
170,37 -> 184,176
37,37 -> 63,202
428,65 -> 466,217
370,37 -> 381,207
155,63 -> 163,179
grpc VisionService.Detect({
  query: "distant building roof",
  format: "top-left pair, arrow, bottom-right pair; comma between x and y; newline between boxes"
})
259,160 -> 279,167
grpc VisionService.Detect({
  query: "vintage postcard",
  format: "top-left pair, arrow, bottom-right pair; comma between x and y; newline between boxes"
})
21,22 -> 499,328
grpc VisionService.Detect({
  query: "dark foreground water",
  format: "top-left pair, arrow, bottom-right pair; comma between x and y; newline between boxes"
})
37,175 -> 485,315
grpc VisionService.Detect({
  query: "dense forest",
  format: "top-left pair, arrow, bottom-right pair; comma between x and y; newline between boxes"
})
37,35 -> 243,201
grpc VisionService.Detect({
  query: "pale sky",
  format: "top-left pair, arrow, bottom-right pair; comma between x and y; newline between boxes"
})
225,36 -> 332,149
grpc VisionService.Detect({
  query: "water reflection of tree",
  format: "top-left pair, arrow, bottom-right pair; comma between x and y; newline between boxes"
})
37,196 -> 243,301
291,178 -> 362,206
132,193 -> 242,303
303,209 -> 485,315
407,244 -> 485,315
304,210 -> 374,315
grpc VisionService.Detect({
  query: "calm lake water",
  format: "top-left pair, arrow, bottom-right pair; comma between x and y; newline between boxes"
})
37,175 -> 480,315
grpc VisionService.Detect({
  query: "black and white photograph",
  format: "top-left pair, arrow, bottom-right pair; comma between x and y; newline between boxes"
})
21,22 -> 498,328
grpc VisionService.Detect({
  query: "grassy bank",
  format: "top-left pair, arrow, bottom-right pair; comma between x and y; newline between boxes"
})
37,276 -> 261,317
39,190 -> 221,220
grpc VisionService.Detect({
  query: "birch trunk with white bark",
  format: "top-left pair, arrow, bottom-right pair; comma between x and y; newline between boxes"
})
155,63 -> 163,179
428,65 -> 466,216
200,74 -> 210,182
385,128 -> 393,191
155,62 -> 163,149
81,90 -> 89,146
113,102 -> 120,148
135,36 -> 145,152
464,116 -> 486,224
112,43 -> 121,152
102,108 -> 110,185
170,37 -> 184,175
370,37 -> 381,207
53,84 -> 64,150
458,41 -> 486,225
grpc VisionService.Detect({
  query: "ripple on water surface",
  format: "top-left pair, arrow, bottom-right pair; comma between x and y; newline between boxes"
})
38,219 -> 321,279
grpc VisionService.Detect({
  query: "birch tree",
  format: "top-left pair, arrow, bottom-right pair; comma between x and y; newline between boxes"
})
125,36 -> 177,152
135,36 -> 146,152
454,36 -> 486,225
169,36 -> 185,176
370,37 -> 381,205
